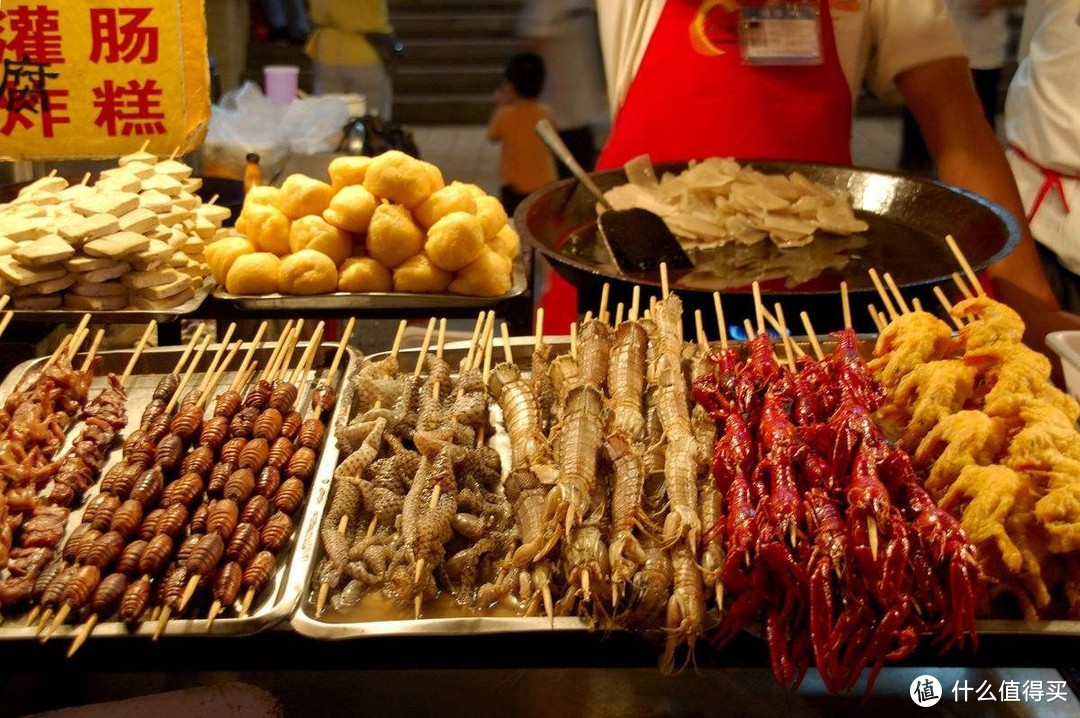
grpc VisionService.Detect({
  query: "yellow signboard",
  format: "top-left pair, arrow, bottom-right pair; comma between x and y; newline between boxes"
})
0,0 -> 209,160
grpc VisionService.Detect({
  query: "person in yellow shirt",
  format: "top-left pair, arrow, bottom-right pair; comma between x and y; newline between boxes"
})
487,52 -> 558,215
304,0 -> 396,119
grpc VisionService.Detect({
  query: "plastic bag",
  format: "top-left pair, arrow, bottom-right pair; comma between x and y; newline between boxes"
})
201,82 -> 290,181
283,95 -> 350,155
200,83 -> 350,180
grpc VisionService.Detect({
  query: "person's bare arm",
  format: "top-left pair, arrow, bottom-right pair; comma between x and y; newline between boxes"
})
895,56 -> 1080,353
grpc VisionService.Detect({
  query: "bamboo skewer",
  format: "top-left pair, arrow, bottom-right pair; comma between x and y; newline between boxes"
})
77,329 -> 105,374
694,310 -> 707,350
614,303 -> 625,327
911,297 -> 924,313
951,272 -> 976,301
934,286 -> 966,332
867,304 -> 886,332
227,322 -> 269,394
773,303 -> 803,363
752,282 -> 765,335
799,312 -> 825,361
258,320 -> 294,383
713,292 -> 728,351
629,286 -> 641,323
882,273 -> 910,314
660,263 -> 670,298
66,314 -> 93,361
0,295 -> 8,311
163,335 -> 212,415
194,323 -> 237,398
868,269 -> 900,321
945,235 -> 985,297
598,283 -> 611,325
840,282 -> 852,330
170,324 -> 206,375
120,321 -> 158,387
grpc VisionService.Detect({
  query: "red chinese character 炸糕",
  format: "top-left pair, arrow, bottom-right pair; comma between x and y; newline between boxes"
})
90,8 -> 158,64
0,5 -> 63,64
92,78 -> 166,136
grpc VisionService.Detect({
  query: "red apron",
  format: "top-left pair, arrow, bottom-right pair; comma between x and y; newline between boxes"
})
540,0 -> 853,331
1008,142 -> 1078,223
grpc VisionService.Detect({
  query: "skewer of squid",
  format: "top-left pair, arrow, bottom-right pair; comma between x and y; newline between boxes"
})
882,273 -> 911,315
945,234 -> 986,297
868,269 -> 900,322
312,317 -> 406,616
799,312 -> 825,362
51,333 -> 236,643
933,287 -> 966,332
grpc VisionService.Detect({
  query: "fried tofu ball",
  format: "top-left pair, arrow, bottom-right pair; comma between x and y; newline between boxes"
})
328,155 -> 373,192
278,248 -> 338,295
424,211 -> 485,272
449,247 -> 512,297
275,174 -> 335,220
205,236 -> 255,285
474,196 -> 509,239
487,223 -> 521,259
419,161 -> 445,193
413,183 -> 478,229
455,182 -> 487,200
393,253 -> 452,293
236,202 -> 291,255
242,185 -> 281,213
366,203 -> 424,268
363,150 -> 437,208
338,256 -> 392,293
226,252 -> 281,295
290,215 -> 353,266
323,185 -> 377,234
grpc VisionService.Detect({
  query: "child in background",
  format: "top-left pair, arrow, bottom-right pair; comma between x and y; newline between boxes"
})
487,52 -> 558,216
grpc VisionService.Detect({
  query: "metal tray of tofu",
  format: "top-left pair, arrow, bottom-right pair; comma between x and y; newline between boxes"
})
212,256 -> 527,311
5,280 -> 214,324
291,336 -> 587,639
290,333 -> 1077,640
0,340 -> 355,640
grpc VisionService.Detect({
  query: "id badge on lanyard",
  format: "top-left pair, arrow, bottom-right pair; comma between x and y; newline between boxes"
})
738,1 -> 823,66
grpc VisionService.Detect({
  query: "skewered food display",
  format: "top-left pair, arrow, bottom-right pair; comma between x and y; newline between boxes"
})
0,151 -> 225,311
221,150 -> 520,297
870,284 -> 1080,619
603,155 -> 868,249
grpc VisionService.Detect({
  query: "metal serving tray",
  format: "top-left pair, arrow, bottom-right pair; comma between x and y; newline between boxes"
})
289,333 -> 1080,640
6,280 -> 213,324
212,257 -> 528,311
0,340 -> 355,640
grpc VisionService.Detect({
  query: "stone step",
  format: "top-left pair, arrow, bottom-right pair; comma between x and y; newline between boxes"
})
392,65 -> 503,94
398,37 -> 517,65
392,12 -> 519,38
394,94 -> 494,125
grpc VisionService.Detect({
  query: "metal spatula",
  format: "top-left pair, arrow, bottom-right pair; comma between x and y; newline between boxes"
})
535,120 -> 694,274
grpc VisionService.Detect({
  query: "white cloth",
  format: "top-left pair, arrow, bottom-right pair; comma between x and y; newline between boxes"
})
518,0 -> 608,130
596,0 -> 966,117
942,0 -> 1009,69
1004,0 -> 1080,274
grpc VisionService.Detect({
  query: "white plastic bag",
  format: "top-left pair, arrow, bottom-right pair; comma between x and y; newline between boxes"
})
201,82 -> 290,180
283,95 -> 350,155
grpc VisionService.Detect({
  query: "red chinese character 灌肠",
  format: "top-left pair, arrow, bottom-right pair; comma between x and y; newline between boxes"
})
92,78 -> 166,136
0,5 -> 64,64
89,8 -> 158,64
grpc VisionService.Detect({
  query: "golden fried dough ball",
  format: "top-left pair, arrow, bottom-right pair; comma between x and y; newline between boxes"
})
278,249 -> 338,295
455,182 -> 487,200
414,183 -> 478,229
338,256 -> 392,293
424,211 -> 485,272
487,223 -> 521,259
366,203 -> 424,268
419,161 -> 445,193
236,203 -> 291,256
474,195 -> 509,239
393,253 -> 452,293
323,185 -> 377,234
449,247 -> 512,297
242,185 -> 281,213
226,252 -> 281,295
289,215 -> 353,266
363,150 -> 436,208
275,174 -> 335,220
328,155 -> 373,192
205,236 -> 255,285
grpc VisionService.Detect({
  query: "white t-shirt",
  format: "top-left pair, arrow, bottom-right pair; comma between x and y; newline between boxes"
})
597,0 -> 966,115
1004,0 -> 1080,273
943,0 -> 1009,70
518,0 -> 609,130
